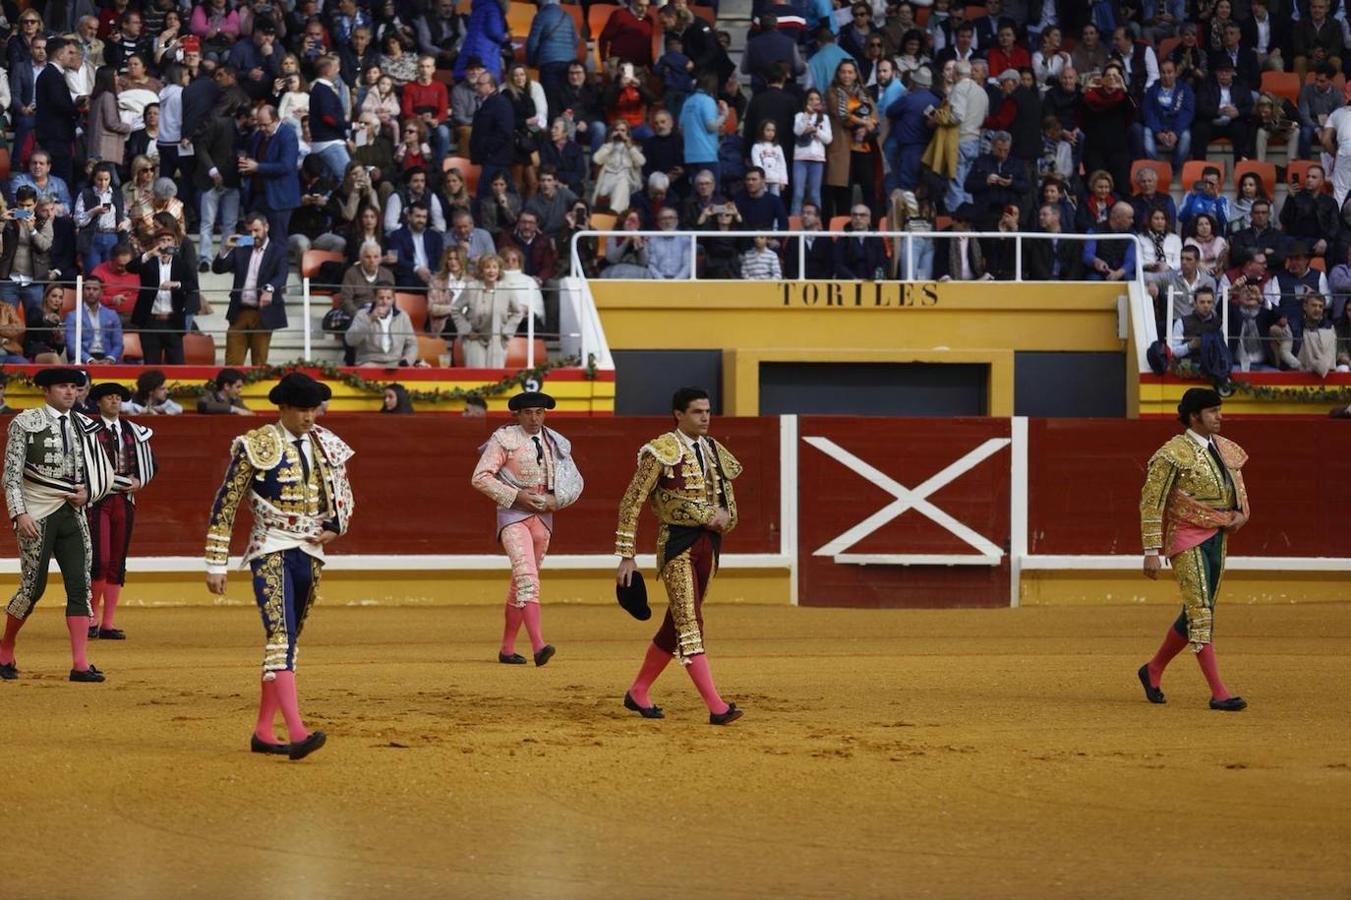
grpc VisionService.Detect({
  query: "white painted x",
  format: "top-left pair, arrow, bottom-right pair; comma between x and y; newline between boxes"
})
803,437 -> 1011,559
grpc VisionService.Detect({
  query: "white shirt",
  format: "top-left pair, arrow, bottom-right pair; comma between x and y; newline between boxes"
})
101,415 -> 125,469
242,240 -> 268,307
1326,105 -> 1351,157
158,83 -> 183,142
957,236 -> 974,280
281,425 -> 315,474
310,79 -> 345,153
153,256 -> 174,315
410,229 -> 428,271
374,309 -> 394,353
85,303 -> 105,354
1255,16 -> 1271,54
676,429 -> 710,472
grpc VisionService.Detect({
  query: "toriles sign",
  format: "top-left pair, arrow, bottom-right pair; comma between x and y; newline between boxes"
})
780,281 -> 939,308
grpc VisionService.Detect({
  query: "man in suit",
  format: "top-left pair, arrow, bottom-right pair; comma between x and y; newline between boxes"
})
833,204 -> 887,279
1210,23 -> 1261,94
35,37 -> 78,187
1191,60 -> 1256,161
128,229 -> 200,365
468,72 -> 515,198
740,16 -> 805,94
1023,203 -> 1085,280
240,104 -> 301,240
1241,0 -> 1288,73
212,213 -> 289,366
193,104 -> 247,267
386,203 -> 445,290
64,277 -> 125,364
783,202 -> 834,279
8,34 -> 45,168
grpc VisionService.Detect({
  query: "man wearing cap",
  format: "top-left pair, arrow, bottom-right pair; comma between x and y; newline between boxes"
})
204,372 -> 356,759
471,391 -> 583,666
614,386 -> 744,725
1137,387 -> 1251,712
128,229 -> 200,365
1,368 -> 116,683
86,382 -> 158,640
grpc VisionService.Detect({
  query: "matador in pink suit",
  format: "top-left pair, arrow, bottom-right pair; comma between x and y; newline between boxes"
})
471,391 -> 583,666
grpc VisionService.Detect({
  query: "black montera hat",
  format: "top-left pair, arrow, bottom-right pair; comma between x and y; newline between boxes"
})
89,382 -> 132,402
34,367 -> 87,388
616,570 -> 651,621
268,372 -> 332,408
1177,387 -> 1223,426
508,391 -> 556,412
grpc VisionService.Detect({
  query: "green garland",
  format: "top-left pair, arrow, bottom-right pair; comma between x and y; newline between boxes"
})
3,356 -> 590,406
1226,378 -> 1351,404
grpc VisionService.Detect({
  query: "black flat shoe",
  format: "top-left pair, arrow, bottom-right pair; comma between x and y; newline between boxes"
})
1209,696 -> 1248,711
98,628 -> 126,640
623,692 -> 664,719
709,703 -> 743,726
288,730 -> 327,760
498,652 -> 527,665
87,626 -> 99,640
251,735 -> 289,755
533,645 -> 556,667
69,665 -> 105,683
1137,664 -> 1165,704
0,661 -> 17,681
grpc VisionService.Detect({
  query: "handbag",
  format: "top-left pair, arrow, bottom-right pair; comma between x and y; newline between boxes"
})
321,307 -> 353,335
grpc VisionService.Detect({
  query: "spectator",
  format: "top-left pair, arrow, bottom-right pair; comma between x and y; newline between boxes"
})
381,383 -> 416,413
735,167 -> 789,233
7,21 -> 43,161
982,202 -> 1025,280
658,4 -> 733,87
945,60 -> 988,212
632,172 -> 675,230
126,369 -> 183,415
468,71 -> 514,195
0,186 -> 52,311
784,201 -> 835,279
1108,26 -> 1160,98
378,33 -> 419,87
833,203 -> 887,279
742,15 -> 805,94
75,163 -> 132,276
1184,212 -> 1228,275
791,89 -> 833,215
1178,166 -> 1232,234
1265,242 -> 1330,315
239,104 -> 300,238
499,246 -> 545,328
593,120 -> 646,213
525,166 -> 579,239
87,66 -> 134,175
1209,21 -> 1260,91
935,203 -> 989,281
647,207 -> 692,279
213,212 -> 289,367
655,34 -> 695,117
447,208 -> 496,261
984,68 -> 1042,185
743,62 -> 798,183
1242,0 -> 1286,72
933,21 -> 979,70
414,0 -> 463,69
193,102 -> 247,266
1299,64 -> 1340,159
538,122 -> 587,200
1322,88 -> 1351,206
36,38 -> 79,187
92,243 -> 142,323
65,276 -> 124,364
1032,26 -> 1072,90
679,71 -> 728,188
1291,0 -> 1342,82
387,203 -> 445,290
1229,171 -> 1269,236
23,283 -> 66,363
1167,284 -> 1223,363
1228,282 -> 1279,372
1254,92 -> 1300,165
128,228 -> 197,364
1070,23 -> 1109,78
197,368 -> 254,415
965,131 -> 1029,229
1080,65 -> 1134,195
699,202 -> 743,279
347,284 -> 422,367
1129,166 -> 1177,231
1140,207 -> 1184,291
400,55 -> 450,166
988,23 -> 1031,81
548,61 -> 606,154
1141,59 -> 1194,168
1024,202 -> 1084,279
741,234 -> 783,280
599,0 -> 656,70
385,167 -> 448,233
428,244 -> 470,337
680,168 -> 724,228
601,208 -> 651,279
9,151 -> 72,215
640,109 -> 684,190
825,59 -> 878,220
450,55 -> 485,153
525,0 -> 578,101
452,254 -> 525,366
806,26 -> 854,95
1280,164 -> 1339,260
1156,245 -> 1215,321
1217,250 -> 1272,301
1192,59 -> 1255,161
497,210 -> 558,330
894,29 -> 931,87
1232,199 -> 1288,266
0,301 -> 24,364
340,239 -> 397,315
1271,293 -> 1339,375
478,171 -> 522,238
1043,65 -> 1084,152
1083,200 -> 1137,282
502,62 -> 548,197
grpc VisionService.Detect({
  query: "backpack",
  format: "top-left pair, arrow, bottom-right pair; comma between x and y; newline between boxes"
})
1197,329 -> 1234,387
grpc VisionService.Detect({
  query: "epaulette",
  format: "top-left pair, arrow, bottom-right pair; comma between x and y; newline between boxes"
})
639,432 -> 684,466
11,408 -> 49,434
312,425 -> 355,467
1213,435 -> 1248,469
126,420 -> 154,443
491,424 -> 525,452
72,411 -> 102,435
1153,434 -> 1201,469
234,424 -> 284,470
543,426 -> 572,456
712,440 -> 742,479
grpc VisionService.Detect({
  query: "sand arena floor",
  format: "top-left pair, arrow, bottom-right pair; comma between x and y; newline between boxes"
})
3,602 -> 1349,899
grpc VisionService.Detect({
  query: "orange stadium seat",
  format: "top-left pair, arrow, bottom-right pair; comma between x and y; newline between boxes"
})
562,3 -> 584,39
1131,158 -> 1173,188
788,215 -> 802,231
395,292 -> 429,332
183,333 -> 217,365
590,211 -> 617,255
1261,71 -> 1301,104
1156,36 -> 1180,63
451,336 -> 465,367
1180,159 -> 1223,191
828,215 -> 850,232
504,337 -> 548,368
417,335 -> 448,367
1310,255 -> 1327,272
0,147 -> 10,182
120,333 -> 143,362
1233,159 -> 1276,200
59,288 -> 76,316
691,5 -> 716,24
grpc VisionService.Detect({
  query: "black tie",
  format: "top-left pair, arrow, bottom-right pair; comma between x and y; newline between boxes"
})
1207,440 -> 1233,499
58,414 -> 69,455
532,435 -> 544,465
293,439 -> 311,482
693,440 -> 705,473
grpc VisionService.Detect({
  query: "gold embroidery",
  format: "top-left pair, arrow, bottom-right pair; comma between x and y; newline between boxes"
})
660,549 -> 704,662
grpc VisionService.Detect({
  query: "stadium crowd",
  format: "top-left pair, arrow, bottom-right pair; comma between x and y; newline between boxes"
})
0,0 -> 1344,373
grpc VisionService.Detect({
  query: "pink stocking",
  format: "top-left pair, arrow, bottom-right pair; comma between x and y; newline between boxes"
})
255,678 -> 281,742
89,579 -> 106,629
629,642 -> 672,707
1196,644 -> 1232,700
1146,626 -> 1189,687
65,617 -> 91,671
501,603 -> 525,655
521,602 -> 546,653
0,614 -> 23,665
101,583 -> 122,630
271,670 -> 310,742
685,654 -> 729,715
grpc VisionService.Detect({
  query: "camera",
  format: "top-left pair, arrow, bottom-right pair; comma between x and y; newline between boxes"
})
13,208 -> 32,219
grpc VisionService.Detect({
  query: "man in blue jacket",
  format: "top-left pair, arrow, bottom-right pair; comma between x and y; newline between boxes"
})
387,203 -> 446,289
65,277 -> 124,364
308,56 -> 351,181
526,0 -> 578,102
240,104 -> 301,239
1141,58 -> 1194,169
212,213 -> 290,366
469,72 -> 515,197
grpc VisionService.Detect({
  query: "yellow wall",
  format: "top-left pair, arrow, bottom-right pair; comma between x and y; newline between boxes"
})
593,280 -> 1127,415
1138,379 -> 1350,417
1021,570 -> 1351,605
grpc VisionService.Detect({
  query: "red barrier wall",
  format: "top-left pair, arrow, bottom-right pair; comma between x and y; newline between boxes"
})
50,415 -> 781,559
1027,418 -> 1351,557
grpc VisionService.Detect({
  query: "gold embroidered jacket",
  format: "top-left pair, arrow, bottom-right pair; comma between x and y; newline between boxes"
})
1139,434 -> 1250,554
614,432 -> 741,570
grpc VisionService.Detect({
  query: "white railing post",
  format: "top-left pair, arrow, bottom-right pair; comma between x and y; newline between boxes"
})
302,277 -> 313,361
1221,282 -> 1230,337
688,232 -> 697,281
797,233 -> 805,280
73,275 -> 83,365
905,234 -> 914,280
526,303 -> 536,369
1166,284 -> 1175,334
1014,234 -> 1022,282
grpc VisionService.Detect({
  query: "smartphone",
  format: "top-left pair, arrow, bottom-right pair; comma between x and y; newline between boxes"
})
237,234 -> 254,247
14,208 -> 32,219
